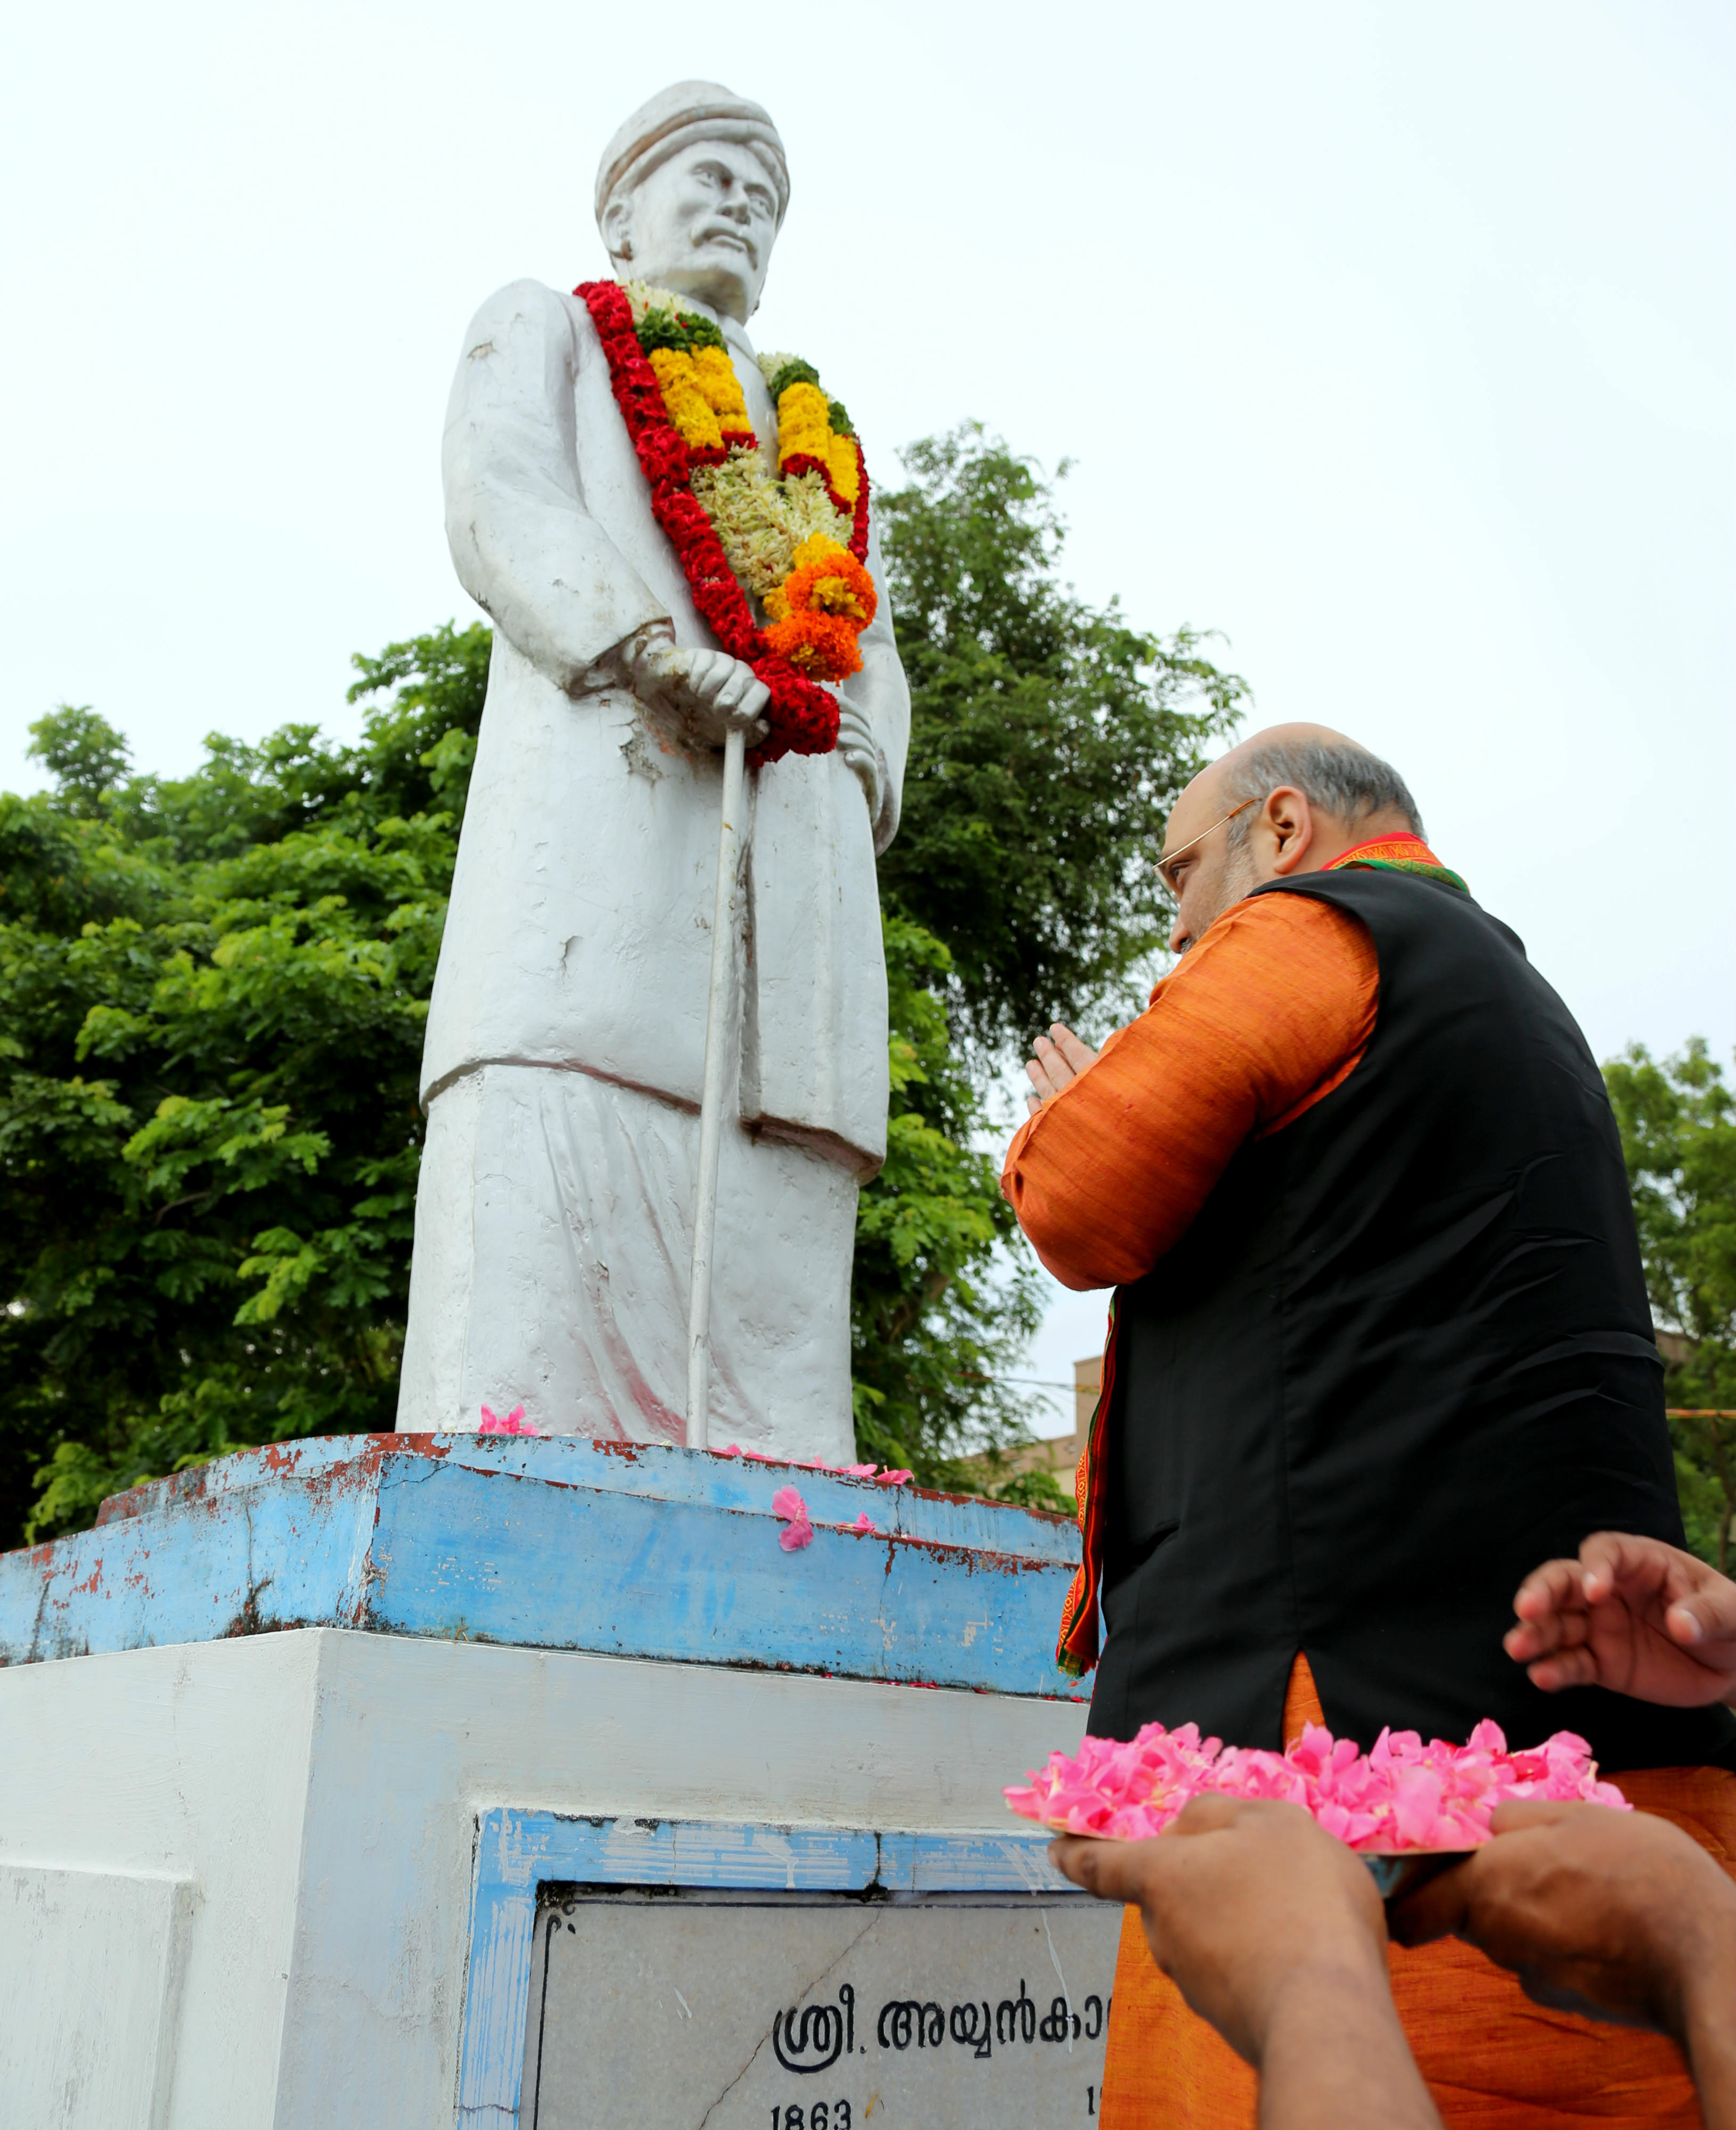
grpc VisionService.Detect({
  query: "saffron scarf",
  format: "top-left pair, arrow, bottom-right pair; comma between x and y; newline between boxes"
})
1054,837 -> 1467,1677
1331,832 -> 1469,897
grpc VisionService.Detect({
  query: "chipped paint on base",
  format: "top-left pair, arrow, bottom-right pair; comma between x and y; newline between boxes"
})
1,1436 -> 1089,1700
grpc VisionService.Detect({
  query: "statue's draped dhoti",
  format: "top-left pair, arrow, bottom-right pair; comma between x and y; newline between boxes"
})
398,1064 -> 858,1457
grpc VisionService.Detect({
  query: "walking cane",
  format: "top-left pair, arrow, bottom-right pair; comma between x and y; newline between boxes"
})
685,720 -> 750,1449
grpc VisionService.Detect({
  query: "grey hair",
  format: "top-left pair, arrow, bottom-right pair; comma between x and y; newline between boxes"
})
1221,740 -> 1423,847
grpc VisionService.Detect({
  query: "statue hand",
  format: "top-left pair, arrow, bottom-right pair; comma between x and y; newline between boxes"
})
620,627 -> 769,750
837,701 -> 884,820
675,649 -> 773,749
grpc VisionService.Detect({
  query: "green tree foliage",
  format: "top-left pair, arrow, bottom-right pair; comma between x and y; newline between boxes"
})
1,433 -> 1240,1545
874,427 -> 1247,1056
24,704 -> 130,810
1604,1039 -> 1736,1570
848,916 -> 1044,1491
1,626 -> 490,1543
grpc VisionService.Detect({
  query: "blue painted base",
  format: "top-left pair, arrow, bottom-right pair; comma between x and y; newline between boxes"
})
0,1434 -> 1087,1700
0,1439 -> 1096,2124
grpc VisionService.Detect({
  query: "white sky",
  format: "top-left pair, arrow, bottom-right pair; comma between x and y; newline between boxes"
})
5,1 -> 1731,1432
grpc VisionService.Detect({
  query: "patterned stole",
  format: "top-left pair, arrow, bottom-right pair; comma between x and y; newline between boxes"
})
1328,833 -> 1468,895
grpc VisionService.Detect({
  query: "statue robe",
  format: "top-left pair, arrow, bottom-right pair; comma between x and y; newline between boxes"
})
396,278 -> 910,1453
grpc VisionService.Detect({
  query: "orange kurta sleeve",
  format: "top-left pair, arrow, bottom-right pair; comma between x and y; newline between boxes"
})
1001,893 -> 1378,1290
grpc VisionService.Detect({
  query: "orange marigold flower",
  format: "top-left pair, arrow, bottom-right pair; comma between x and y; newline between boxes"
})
809,572 -> 869,621
773,539 -> 878,632
764,609 -> 863,682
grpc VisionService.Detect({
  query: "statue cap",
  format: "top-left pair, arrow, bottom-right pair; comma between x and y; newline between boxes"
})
595,81 -> 789,227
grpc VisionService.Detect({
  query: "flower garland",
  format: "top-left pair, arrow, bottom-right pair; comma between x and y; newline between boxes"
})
576,277 -> 875,763
756,354 -> 867,531
1005,1717 -> 1631,1854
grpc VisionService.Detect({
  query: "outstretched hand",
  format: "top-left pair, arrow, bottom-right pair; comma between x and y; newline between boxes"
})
1505,1531 -> 1736,1707
1023,1023 -> 1101,1115
1052,1799 -> 1443,2128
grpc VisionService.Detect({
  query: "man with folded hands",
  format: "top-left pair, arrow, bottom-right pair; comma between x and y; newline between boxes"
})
1004,725 -> 1736,2127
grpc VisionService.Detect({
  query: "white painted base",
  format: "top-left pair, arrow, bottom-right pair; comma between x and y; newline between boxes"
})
0,1632 -> 1088,2129
2,1863 -> 195,2129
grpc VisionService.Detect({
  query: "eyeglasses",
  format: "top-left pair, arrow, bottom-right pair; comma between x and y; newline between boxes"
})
1155,796 -> 1258,895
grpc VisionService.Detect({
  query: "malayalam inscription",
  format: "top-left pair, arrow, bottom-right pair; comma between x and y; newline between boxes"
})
522,1889 -> 1121,2129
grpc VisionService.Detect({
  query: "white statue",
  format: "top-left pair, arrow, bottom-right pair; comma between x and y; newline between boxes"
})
396,81 -> 911,1460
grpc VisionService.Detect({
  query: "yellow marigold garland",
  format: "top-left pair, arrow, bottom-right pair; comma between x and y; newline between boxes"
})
647,347 -> 724,454
691,345 -> 756,449
824,433 -> 860,509
769,375 -> 860,510
776,380 -> 830,459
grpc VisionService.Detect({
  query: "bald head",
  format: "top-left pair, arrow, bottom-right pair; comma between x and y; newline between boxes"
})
1159,726 -> 1422,953
1176,724 -> 1419,835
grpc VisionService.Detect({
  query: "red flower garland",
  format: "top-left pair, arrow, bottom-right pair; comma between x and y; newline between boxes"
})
576,280 -> 869,765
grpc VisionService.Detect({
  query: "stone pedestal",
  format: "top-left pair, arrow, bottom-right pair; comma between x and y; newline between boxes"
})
0,1438 -> 1104,2129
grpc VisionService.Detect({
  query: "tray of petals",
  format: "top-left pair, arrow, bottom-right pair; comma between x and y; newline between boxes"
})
1006,1718 -> 1631,1899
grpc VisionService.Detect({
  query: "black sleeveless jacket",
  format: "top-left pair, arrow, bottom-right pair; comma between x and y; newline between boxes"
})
1087,867 -> 1736,1772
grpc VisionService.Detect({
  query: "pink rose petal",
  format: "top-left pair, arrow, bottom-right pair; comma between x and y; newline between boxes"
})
771,1484 -> 815,1553
1390,1766 -> 1445,1847
1004,1715 -> 1632,1853
851,1512 -> 878,1534
479,1404 -> 539,1436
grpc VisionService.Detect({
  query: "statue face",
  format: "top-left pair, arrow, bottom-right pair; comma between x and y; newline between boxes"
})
605,140 -> 780,322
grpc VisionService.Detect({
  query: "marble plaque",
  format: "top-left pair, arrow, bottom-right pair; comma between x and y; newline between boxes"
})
522,1889 -> 1122,2130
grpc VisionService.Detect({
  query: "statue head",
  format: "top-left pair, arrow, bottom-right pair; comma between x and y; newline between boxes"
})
596,81 -> 789,323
